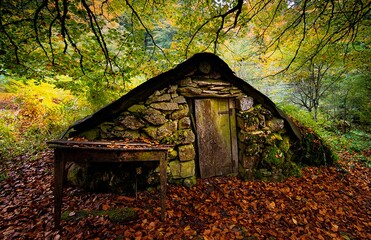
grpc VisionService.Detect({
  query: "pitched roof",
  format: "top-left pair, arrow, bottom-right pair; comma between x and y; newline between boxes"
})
63,52 -> 302,140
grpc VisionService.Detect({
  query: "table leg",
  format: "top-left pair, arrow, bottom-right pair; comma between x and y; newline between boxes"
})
159,154 -> 167,221
54,149 -> 65,229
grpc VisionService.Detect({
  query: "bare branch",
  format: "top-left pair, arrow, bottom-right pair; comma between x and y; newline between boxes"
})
0,15 -> 20,64
34,0 -> 50,61
125,0 -> 169,63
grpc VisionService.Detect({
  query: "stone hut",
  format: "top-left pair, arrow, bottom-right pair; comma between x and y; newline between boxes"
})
62,53 -> 331,192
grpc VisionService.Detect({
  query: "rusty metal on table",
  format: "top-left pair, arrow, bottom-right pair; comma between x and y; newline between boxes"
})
48,140 -> 173,229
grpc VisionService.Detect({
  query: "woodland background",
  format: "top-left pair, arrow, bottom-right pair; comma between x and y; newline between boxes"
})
0,1 -> 370,238
0,0 -> 370,162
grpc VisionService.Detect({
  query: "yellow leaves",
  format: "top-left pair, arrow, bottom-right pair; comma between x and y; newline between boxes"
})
331,223 -> 339,232
268,201 -> 276,210
183,225 -> 191,231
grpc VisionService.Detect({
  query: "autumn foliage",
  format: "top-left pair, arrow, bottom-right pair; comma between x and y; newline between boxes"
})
0,151 -> 370,239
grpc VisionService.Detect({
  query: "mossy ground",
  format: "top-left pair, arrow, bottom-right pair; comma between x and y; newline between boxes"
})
61,207 -> 137,223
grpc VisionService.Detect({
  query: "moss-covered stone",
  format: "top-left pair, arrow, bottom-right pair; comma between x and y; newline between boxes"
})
279,135 -> 291,153
150,102 -> 179,111
170,104 -> 189,120
262,146 -> 284,167
169,160 -> 181,179
178,144 -> 195,161
142,108 -> 167,125
172,95 -> 187,104
128,104 -> 147,113
121,130 -> 141,139
120,115 -> 145,130
142,126 -> 157,139
267,118 -> 285,132
180,160 -> 195,178
178,117 -> 191,129
164,129 -> 196,145
157,121 -> 177,140
80,128 -> 99,140
168,148 -> 178,160
183,176 -> 197,188
146,93 -> 171,104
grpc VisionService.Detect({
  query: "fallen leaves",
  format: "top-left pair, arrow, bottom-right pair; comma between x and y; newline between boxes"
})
0,151 -> 370,239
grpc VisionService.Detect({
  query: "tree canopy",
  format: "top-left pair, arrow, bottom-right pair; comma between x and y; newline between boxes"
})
0,0 -> 370,125
1,0 -> 369,75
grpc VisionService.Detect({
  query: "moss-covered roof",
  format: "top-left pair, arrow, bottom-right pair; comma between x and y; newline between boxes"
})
64,52 -> 302,140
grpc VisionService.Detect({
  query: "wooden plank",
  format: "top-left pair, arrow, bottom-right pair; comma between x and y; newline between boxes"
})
195,99 -> 214,178
54,149 -> 65,229
195,98 -> 233,178
215,98 -> 233,176
229,99 -> 239,174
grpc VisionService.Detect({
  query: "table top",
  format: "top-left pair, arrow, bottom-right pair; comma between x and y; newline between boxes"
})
47,140 -> 174,151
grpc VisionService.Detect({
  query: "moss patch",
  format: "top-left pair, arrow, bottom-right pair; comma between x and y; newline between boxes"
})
61,207 -> 137,223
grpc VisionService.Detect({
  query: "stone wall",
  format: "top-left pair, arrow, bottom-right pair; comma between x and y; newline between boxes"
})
72,74 -> 300,191
236,97 -> 300,181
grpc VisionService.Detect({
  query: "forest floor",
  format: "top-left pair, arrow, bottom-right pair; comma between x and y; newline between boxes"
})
0,150 -> 370,240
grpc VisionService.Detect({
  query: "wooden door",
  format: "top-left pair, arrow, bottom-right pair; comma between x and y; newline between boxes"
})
194,98 -> 238,178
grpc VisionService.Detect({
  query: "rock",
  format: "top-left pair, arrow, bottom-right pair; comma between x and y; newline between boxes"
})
267,118 -> 285,132
167,85 -> 178,94
146,93 -> 172,104
142,126 -> 157,139
80,128 -> 99,140
179,77 -> 196,87
178,144 -> 196,161
142,108 -> 167,125
172,95 -> 187,104
99,122 -> 115,138
194,79 -> 231,86
143,121 -> 178,141
168,148 -> 178,160
237,115 -> 259,131
174,129 -> 195,144
169,160 -> 181,179
178,117 -> 191,129
120,115 -> 145,130
244,144 -> 261,155
121,130 -> 141,139
229,89 -> 242,95
150,102 -> 179,111
258,114 -> 266,128
236,96 -> 254,111
180,160 -> 195,178
171,104 -> 189,120
128,104 -> 147,113
183,176 -> 197,188
279,135 -> 291,153
177,87 -> 202,97
241,154 -> 260,169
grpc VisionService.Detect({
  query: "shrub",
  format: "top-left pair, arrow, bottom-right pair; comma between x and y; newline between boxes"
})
0,78 -> 91,161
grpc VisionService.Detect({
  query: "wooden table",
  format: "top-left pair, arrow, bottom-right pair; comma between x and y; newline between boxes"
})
48,140 -> 172,229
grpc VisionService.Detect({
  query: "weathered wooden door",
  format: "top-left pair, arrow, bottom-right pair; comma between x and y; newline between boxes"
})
194,98 -> 238,178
